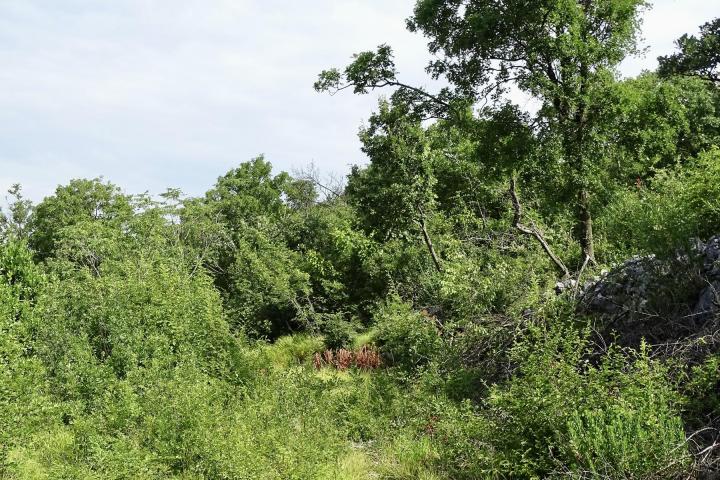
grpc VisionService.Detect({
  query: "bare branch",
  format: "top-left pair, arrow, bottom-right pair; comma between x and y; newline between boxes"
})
417,204 -> 443,273
509,177 -> 569,278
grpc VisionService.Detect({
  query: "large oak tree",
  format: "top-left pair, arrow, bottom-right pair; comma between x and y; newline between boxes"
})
318,0 -> 649,263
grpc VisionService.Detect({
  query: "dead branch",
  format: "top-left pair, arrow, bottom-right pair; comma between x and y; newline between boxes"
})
417,205 -> 443,273
509,177 -> 570,278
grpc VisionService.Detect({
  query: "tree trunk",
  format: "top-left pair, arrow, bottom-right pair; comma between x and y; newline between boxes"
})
417,207 -> 442,273
578,188 -> 595,263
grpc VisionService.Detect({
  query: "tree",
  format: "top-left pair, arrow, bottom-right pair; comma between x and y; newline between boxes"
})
0,185 -> 33,242
348,101 -> 443,272
318,0 -> 649,263
193,157 -> 311,338
204,156 -> 291,230
599,72 -> 720,183
28,178 -> 132,260
659,18 -> 720,85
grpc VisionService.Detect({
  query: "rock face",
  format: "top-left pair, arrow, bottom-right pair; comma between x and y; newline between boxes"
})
580,256 -> 660,315
576,235 -> 720,320
694,236 -> 720,317
555,236 -> 720,350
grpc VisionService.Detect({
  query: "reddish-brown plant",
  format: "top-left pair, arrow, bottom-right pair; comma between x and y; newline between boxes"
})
312,345 -> 382,371
335,349 -> 353,370
312,352 -> 323,370
323,349 -> 334,365
354,345 -> 381,370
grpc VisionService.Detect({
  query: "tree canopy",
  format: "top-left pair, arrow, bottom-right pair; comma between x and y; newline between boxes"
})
659,17 -> 720,85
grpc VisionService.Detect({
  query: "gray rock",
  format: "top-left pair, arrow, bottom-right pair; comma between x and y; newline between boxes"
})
576,235 -> 720,320
554,279 -> 577,295
694,280 -> 720,317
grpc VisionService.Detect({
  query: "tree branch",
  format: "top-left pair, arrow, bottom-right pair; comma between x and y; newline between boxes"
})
509,177 -> 569,278
417,205 -> 443,273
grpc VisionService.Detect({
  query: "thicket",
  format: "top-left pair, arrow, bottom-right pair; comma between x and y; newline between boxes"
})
1,3 -> 719,479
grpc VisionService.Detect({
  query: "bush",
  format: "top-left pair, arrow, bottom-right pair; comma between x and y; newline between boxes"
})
0,241 -> 59,472
486,327 -> 691,478
374,296 -> 443,371
28,233 -> 249,406
600,148 -> 720,258
436,243 -> 549,319
317,312 -> 358,350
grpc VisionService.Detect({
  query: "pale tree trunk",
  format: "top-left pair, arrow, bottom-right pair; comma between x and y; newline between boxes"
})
578,188 -> 595,264
417,206 -> 442,273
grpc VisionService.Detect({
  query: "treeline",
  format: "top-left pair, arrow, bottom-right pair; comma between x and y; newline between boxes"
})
1,3 -> 719,479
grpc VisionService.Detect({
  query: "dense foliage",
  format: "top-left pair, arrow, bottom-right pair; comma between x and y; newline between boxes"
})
1,3 -> 719,479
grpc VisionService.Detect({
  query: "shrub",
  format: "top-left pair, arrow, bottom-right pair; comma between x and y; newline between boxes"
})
374,296 -> 443,371
599,148 -> 720,258
487,327 -> 691,478
32,258 -> 245,387
0,241 -> 59,472
436,244 -> 549,319
317,312 -> 357,350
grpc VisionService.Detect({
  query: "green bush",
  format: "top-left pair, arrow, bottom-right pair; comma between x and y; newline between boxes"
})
486,327 -> 691,478
679,354 -> 720,466
317,312 -> 358,350
24,218 -> 252,416
436,241 -> 550,319
0,241 -> 60,472
374,296 -> 443,370
599,148 -> 720,258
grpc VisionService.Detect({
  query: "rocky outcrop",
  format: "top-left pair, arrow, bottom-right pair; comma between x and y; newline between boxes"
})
570,236 -> 720,320
579,254 -> 665,315
693,235 -> 720,317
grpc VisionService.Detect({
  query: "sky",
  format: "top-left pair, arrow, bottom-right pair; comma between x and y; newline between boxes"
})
0,0 -> 717,203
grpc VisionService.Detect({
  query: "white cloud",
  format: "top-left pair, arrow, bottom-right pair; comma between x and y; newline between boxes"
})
0,0 -> 715,202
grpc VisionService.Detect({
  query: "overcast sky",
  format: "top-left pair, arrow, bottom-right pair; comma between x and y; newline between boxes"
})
0,0 -> 717,202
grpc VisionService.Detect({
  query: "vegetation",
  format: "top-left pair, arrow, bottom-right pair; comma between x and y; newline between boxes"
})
1,3 -> 719,479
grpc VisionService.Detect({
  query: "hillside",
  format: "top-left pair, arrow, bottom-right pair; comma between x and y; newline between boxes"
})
1,4 -> 720,480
